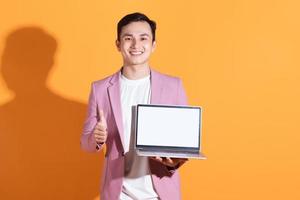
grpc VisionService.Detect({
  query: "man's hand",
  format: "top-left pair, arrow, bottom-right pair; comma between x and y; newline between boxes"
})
151,156 -> 188,168
93,110 -> 107,144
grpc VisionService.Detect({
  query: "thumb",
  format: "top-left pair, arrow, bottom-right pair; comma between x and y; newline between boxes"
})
99,109 -> 107,127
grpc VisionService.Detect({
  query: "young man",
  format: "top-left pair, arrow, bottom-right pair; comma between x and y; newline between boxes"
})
81,12 -> 188,200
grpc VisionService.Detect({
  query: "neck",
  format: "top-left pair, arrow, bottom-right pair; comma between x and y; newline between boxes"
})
121,64 -> 150,80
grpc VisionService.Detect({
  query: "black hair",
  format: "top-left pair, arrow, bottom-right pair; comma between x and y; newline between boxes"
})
117,12 -> 156,42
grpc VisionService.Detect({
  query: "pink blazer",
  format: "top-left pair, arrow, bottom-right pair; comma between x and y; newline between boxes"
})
81,68 -> 188,200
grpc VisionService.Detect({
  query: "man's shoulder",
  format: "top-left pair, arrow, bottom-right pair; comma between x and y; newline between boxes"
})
91,72 -> 118,89
153,69 -> 181,86
152,68 -> 181,82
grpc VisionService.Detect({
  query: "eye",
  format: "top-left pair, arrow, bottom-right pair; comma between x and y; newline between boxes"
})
141,37 -> 148,41
124,37 -> 132,41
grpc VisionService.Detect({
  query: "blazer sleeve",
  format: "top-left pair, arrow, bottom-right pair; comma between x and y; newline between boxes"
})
80,82 -> 103,152
176,78 -> 188,105
165,78 -> 189,174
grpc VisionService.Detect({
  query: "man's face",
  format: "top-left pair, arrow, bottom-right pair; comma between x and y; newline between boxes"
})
116,21 -> 156,67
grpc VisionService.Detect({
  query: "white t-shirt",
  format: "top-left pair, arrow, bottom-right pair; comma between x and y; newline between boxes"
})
119,73 -> 159,200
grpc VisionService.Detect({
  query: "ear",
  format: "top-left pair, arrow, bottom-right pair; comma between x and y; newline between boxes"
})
115,39 -> 121,51
151,40 -> 156,52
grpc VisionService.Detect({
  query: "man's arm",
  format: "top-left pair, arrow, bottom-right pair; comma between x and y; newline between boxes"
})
152,78 -> 189,173
177,78 -> 188,105
80,83 -> 105,152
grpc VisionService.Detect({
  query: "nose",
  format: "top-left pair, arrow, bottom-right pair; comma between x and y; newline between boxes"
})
130,38 -> 139,49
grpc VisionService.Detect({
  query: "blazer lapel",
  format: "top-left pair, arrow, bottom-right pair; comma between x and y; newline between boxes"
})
108,70 -> 125,151
150,68 -> 162,104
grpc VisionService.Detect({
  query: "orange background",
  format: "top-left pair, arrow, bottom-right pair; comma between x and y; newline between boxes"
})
0,0 -> 300,199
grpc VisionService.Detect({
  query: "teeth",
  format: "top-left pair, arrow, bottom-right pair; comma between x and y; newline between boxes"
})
130,51 -> 143,55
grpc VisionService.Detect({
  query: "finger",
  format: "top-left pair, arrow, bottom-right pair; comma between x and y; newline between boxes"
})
157,156 -> 164,162
166,157 -> 174,164
95,135 -> 107,142
94,126 -> 106,132
95,123 -> 103,131
149,157 -> 156,161
95,136 -> 104,140
95,137 -> 106,142
99,109 -> 104,122
165,157 -> 178,166
99,110 -> 107,127
95,138 -> 105,143
95,123 -> 101,129
95,130 -> 107,137
172,157 -> 187,162
94,133 -> 107,138
176,158 -> 188,163
150,157 -> 160,162
98,124 -> 106,131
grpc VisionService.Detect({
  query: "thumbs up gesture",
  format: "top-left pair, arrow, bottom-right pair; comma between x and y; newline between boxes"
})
93,110 -> 108,144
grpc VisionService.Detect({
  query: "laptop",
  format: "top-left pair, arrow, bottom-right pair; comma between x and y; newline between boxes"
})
134,104 -> 206,160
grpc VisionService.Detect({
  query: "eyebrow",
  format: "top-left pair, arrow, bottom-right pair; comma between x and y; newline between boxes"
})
122,33 -> 150,38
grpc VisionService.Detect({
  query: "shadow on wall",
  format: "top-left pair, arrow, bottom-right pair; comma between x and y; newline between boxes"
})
0,27 -> 103,200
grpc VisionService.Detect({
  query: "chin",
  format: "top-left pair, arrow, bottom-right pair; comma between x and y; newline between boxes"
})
128,60 -> 148,66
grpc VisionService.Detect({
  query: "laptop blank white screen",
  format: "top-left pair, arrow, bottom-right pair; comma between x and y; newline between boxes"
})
136,105 -> 200,148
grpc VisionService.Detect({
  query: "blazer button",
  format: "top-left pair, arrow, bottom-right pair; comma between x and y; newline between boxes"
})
121,151 -> 125,156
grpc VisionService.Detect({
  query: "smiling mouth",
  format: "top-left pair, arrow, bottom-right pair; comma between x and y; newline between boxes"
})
129,51 -> 144,56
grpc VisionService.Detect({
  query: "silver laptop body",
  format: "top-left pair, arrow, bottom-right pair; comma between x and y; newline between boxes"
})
135,104 -> 206,160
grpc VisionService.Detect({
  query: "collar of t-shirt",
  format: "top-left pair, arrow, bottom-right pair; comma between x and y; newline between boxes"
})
120,74 -> 150,85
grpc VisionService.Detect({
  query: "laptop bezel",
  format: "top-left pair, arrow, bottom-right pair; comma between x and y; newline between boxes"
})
135,104 -> 202,153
